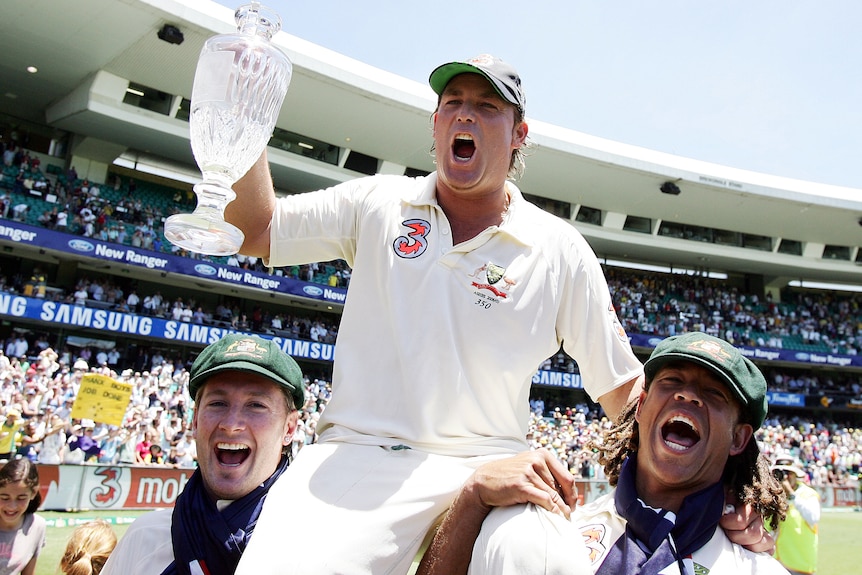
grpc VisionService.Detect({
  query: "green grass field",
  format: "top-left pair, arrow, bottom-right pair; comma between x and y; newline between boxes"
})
32,508 -> 862,575
817,510 -> 862,575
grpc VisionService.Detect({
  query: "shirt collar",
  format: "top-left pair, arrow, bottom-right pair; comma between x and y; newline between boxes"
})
406,173 -> 533,246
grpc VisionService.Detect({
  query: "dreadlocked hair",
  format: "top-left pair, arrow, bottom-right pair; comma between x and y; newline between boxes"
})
587,399 -> 639,487
724,440 -> 788,529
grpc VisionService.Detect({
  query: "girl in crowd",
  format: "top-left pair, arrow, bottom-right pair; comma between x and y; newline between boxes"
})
59,519 -> 117,575
0,458 -> 46,575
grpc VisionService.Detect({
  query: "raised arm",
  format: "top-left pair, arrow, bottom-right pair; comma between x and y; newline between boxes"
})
225,149 -> 277,259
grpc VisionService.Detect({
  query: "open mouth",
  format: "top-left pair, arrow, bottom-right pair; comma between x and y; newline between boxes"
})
661,415 -> 700,451
453,134 -> 476,160
216,442 -> 250,466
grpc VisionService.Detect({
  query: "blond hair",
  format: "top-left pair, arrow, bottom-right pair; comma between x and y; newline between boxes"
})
59,520 -> 118,575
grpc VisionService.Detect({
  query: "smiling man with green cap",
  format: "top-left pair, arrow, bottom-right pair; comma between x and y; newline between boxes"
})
103,334 -> 305,575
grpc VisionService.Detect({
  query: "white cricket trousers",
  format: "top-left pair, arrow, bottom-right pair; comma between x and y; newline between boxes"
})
235,441 -> 502,575
468,503 -> 592,575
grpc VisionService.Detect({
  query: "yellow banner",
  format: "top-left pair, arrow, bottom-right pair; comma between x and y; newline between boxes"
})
70,374 -> 133,427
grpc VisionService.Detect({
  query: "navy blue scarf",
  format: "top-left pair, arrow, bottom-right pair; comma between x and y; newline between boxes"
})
161,455 -> 290,575
596,453 -> 725,575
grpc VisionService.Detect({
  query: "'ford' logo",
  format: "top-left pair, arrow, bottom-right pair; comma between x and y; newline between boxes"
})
302,286 -> 324,297
794,352 -> 811,362
68,239 -> 95,252
194,264 -> 217,276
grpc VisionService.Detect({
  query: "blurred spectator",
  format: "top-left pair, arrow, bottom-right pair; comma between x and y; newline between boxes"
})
0,409 -> 22,460
37,413 -> 67,464
66,422 -> 101,463
771,458 -> 821,575
145,444 -> 165,465
59,519 -> 117,575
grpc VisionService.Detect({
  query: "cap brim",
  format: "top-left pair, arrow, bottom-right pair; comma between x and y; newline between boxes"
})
430,62 -> 484,95
429,62 -> 520,111
190,361 -> 303,407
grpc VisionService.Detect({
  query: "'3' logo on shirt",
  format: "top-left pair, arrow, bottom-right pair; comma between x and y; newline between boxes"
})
393,219 -> 430,259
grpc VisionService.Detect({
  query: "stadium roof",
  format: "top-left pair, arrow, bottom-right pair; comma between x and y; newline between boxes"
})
2,0 -> 861,287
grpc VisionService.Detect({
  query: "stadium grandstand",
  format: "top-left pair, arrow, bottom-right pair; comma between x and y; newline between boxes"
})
0,0 -> 860,474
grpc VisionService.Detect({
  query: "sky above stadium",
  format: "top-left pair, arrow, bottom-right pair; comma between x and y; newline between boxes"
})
252,1 -> 861,190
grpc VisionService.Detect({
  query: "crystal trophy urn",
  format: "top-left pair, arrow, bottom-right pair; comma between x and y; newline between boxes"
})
164,2 -> 292,256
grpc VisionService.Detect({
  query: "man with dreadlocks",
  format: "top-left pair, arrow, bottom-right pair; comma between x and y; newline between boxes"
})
419,332 -> 788,575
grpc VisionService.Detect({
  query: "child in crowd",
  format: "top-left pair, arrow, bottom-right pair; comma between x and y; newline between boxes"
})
59,519 -> 117,575
145,444 -> 164,465
0,458 -> 46,575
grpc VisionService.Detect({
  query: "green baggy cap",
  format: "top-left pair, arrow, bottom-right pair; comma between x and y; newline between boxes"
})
644,332 -> 767,427
189,334 -> 305,409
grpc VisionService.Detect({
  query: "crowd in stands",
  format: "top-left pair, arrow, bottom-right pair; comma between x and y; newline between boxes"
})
1,144 -> 861,491
0,271 -> 343,347
605,266 -> 860,356
1,149 -> 353,289
2,202 -> 861,398
6,267 -> 861,403
3,151 -> 858,351
0,343 -> 331,470
0,339 -> 858,494
3,244 -> 860,361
